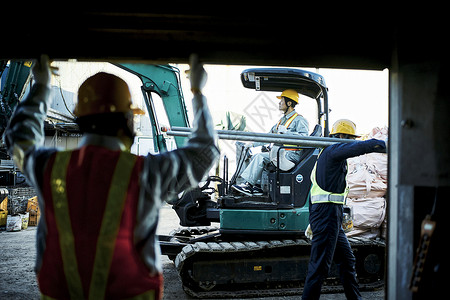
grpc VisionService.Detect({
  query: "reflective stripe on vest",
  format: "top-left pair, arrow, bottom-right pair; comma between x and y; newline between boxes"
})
310,151 -> 349,205
50,151 -> 84,299
50,150 -> 137,300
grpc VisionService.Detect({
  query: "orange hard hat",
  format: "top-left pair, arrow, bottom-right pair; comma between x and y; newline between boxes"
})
74,72 -> 145,117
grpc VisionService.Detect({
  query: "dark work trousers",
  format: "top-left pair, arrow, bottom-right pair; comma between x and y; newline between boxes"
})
302,203 -> 362,300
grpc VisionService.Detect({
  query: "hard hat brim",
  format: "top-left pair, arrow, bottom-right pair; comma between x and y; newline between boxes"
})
330,133 -> 361,138
131,106 -> 146,115
276,95 -> 299,103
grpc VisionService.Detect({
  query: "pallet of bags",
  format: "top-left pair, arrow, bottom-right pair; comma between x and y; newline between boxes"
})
346,127 -> 388,239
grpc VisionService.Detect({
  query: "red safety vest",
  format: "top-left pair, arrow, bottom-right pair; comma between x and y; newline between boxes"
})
38,145 -> 162,300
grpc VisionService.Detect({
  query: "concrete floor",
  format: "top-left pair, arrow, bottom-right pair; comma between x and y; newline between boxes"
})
0,204 -> 384,299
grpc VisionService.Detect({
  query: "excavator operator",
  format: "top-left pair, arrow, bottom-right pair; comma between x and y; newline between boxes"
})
3,55 -> 219,300
302,119 -> 386,300
232,89 -> 309,196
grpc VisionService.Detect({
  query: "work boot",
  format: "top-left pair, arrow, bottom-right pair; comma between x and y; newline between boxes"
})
231,182 -> 253,196
232,183 -> 264,196
251,185 -> 263,196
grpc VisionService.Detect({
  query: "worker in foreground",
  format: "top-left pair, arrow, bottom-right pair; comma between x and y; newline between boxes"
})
302,119 -> 386,300
4,55 -> 219,299
232,89 -> 309,195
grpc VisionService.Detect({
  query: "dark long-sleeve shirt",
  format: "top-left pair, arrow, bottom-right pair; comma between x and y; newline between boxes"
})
315,139 -> 386,194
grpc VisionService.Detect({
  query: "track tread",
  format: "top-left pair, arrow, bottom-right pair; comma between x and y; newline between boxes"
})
172,227 -> 385,298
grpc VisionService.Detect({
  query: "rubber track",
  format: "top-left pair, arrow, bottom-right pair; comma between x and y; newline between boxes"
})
174,235 -> 385,298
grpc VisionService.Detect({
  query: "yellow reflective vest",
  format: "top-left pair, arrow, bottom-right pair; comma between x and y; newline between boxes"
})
310,151 -> 349,205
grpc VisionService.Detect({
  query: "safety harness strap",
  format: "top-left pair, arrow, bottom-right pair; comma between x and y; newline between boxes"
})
276,112 -> 298,131
280,113 -> 300,150
284,112 -> 298,129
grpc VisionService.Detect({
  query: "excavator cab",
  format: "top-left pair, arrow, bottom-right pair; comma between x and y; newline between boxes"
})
172,68 -> 329,232
217,68 -> 329,235
172,68 -> 330,235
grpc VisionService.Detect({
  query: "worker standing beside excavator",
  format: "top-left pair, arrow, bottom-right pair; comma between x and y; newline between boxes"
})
302,119 -> 386,300
3,55 -> 219,300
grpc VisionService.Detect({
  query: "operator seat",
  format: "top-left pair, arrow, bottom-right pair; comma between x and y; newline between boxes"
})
267,124 -> 322,208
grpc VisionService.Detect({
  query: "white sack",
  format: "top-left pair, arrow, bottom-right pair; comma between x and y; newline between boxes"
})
6,215 -> 22,231
356,126 -> 389,183
366,126 -> 388,141
346,197 -> 386,229
347,158 -> 387,199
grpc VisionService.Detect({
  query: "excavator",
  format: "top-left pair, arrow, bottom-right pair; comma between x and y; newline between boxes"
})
1,60 -> 385,298
161,67 -> 385,298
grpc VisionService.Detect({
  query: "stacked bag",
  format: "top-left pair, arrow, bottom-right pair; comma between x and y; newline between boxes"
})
346,127 -> 388,239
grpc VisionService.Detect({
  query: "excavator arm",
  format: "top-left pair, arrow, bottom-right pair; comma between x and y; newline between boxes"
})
116,63 -> 189,152
1,60 -> 190,185
0,60 -> 33,137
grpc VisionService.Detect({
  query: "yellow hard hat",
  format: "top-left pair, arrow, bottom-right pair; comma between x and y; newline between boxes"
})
330,119 -> 361,137
74,72 -> 145,117
276,89 -> 299,103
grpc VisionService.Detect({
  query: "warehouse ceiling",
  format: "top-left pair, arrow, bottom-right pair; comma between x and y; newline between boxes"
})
1,5 -> 445,69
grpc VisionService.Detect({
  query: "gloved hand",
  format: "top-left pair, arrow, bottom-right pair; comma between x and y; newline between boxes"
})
373,138 -> 387,153
189,54 -> 207,94
277,125 -> 287,134
305,224 -> 313,240
32,54 -> 52,87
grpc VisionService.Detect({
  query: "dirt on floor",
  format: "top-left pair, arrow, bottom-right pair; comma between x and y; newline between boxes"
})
0,204 -> 384,299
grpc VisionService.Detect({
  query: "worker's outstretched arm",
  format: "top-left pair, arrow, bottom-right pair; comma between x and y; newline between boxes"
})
327,138 -> 386,162
142,55 -> 219,203
3,55 -> 55,186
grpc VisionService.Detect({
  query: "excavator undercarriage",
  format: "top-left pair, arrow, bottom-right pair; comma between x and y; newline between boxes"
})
161,226 -> 384,298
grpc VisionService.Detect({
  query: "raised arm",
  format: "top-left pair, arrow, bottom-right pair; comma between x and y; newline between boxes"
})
141,55 -> 219,203
327,138 -> 386,162
3,55 -> 55,187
